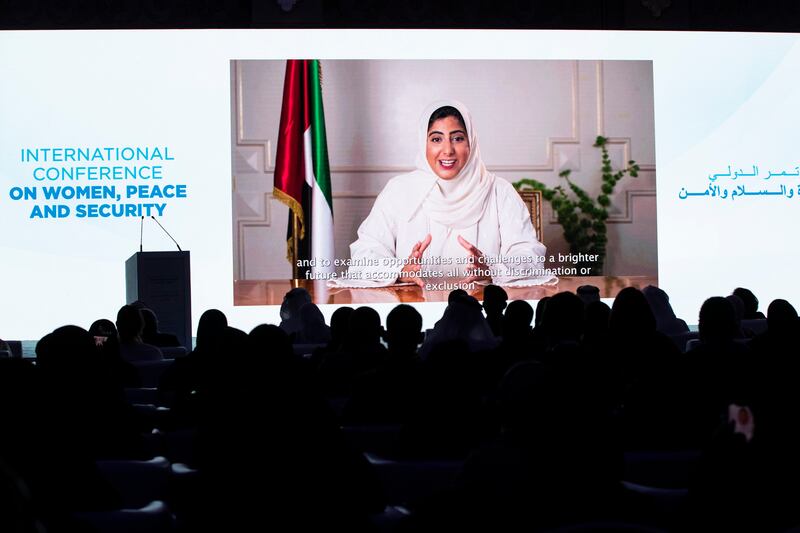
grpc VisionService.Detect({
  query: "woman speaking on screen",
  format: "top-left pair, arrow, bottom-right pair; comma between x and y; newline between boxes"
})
339,100 -> 555,288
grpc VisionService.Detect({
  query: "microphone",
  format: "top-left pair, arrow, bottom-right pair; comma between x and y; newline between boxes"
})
139,215 -> 144,252
150,216 -> 182,251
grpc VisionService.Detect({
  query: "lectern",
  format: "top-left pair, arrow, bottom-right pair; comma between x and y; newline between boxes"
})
125,251 -> 191,349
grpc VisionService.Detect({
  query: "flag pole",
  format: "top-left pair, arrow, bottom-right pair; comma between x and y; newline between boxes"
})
292,212 -> 300,282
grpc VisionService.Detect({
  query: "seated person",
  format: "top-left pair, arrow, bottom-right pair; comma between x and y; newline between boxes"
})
334,100 -> 555,288
278,287 -> 312,337
0,338 -> 11,358
141,308 -> 181,347
116,305 -> 164,362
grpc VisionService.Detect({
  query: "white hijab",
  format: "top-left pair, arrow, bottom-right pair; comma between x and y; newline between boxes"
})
405,100 -> 496,229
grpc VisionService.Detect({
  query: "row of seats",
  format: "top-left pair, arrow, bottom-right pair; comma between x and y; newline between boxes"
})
75,457 -> 181,533
1,343 -> 188,360
75,500 -> 175,533
76,442 -> 694,532
3,340 -> 22,357
129,422 -> 703,500
668,318 -> 766,352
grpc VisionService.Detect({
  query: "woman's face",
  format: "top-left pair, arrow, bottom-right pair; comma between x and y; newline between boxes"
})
426,115 -> 470,180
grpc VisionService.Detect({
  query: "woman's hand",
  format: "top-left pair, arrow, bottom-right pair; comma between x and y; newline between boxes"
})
398,234 -> 432,287
458,235 -> 492,284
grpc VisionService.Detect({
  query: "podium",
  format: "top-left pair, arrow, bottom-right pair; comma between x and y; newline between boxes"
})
125,251 -> 192,349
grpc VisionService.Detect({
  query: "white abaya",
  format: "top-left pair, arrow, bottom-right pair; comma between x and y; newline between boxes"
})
330,100 -> 556,288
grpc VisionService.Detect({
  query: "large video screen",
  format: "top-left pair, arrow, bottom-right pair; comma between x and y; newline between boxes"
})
232,59 -> 656,305
0,30 -> 797,338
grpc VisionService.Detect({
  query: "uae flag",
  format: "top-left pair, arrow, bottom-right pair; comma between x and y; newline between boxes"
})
273,59 -> 334,277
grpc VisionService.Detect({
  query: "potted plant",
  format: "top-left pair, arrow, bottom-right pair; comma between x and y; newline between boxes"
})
513,136 -> 640,275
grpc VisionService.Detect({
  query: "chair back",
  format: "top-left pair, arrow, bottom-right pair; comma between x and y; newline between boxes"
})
518,189 -> 544,241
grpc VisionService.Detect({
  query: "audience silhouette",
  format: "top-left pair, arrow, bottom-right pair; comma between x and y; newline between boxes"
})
4,284 -> 799,532
482,284 -> 508,337
116,305 -> 164,362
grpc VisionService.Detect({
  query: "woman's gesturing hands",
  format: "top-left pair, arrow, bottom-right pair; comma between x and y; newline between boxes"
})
398,234 -> 432,287
398,234 -> 491,287
457,235 -> 491,284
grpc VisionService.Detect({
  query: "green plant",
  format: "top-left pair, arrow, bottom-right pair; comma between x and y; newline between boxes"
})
513,136 -> 640,275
